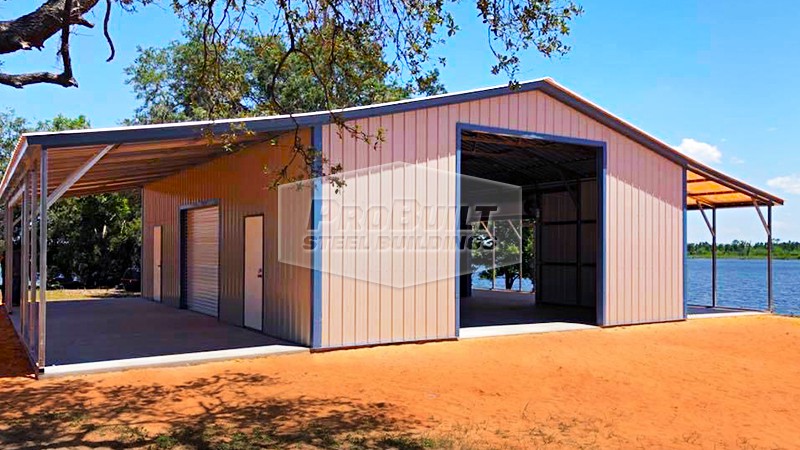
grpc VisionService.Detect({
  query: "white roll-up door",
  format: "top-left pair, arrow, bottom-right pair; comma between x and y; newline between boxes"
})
186,206 -> 220,317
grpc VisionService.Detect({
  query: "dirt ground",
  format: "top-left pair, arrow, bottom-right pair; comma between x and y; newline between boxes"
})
0,313 -> 799,449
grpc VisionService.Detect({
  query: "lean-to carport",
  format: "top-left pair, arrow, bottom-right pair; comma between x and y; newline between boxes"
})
685,163 -> 783,312
0,121 -> 295,371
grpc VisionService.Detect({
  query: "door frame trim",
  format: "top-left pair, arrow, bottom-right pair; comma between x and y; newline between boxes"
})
454,122 -> 607,331
242,213 -> 265,331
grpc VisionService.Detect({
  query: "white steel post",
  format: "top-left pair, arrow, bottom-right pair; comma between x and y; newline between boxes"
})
29,167 -> 38,359
20,173 -> 28,345
26,172 -> 34,350
38,149 -> 48,368
3,202 -> 10,314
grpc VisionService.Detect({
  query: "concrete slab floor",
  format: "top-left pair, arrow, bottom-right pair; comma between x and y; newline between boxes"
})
460,289 -> 596,328
687,305 -> 768,319
459,289 -> 598,339
460,322 -> 597,339
23,297 -> 306,372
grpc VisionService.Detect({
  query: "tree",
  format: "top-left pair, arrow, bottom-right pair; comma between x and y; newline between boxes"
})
2,0 -> 582,187
0,110 -> 28,170
125,24 -> 447,187
47,191 -> 141,288
1,0 -> 582,95
471,220 -> 535,290
125,25 -> 445,125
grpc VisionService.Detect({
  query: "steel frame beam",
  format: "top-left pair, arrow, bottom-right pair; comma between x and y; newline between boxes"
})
8,185 -> 24,207
697,204 -> 717,307
39,148 -> 48,367
20,173 -> 29,346
47,144 -> 118,208
3,200 -> 11,315
753,201 -> 773,312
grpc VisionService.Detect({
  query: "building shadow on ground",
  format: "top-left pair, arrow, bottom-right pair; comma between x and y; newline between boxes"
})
0,314 -> 427,449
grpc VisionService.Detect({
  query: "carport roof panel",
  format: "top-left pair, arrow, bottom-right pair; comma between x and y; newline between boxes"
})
686,167 -> 783,209
28,134 -> 269,200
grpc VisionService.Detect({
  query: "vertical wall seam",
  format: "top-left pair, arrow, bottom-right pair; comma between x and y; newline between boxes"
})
311,126 -> 323,348
683,166 -> 688,318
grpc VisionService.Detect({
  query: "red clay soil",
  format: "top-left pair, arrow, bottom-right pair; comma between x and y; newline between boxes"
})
0,311 -> 799,449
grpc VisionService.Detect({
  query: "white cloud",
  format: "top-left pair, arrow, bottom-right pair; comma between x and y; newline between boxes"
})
767,175 -> 800,195
729,156 -> 745,165
674,138 -> 722,165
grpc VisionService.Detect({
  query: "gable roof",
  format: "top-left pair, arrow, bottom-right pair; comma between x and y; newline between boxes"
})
0,78 -> 783,207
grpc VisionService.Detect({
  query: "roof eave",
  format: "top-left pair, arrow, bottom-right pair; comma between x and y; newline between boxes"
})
0,136 -> 30,201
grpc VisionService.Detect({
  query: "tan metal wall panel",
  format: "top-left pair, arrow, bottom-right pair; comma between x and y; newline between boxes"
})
142,131 -> 313,345
320,89 -> 683,346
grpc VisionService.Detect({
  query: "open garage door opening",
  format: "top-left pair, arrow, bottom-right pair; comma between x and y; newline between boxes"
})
458,127 -> 602,334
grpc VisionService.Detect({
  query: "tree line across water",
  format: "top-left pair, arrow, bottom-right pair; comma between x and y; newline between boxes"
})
688,240 -> 800,259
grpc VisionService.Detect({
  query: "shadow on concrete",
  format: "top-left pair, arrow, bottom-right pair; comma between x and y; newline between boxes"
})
43,298 -> 298,366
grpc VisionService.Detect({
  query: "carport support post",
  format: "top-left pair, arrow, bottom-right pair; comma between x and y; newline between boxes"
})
711,208 -> 717,308
754,202 -> 774,313
767,205 -> 773,312
3,201 -> 9,314
698,203 -> 717,307
30,166 -> 38,332
38,148 -> 48,368
20,173 -> 28,343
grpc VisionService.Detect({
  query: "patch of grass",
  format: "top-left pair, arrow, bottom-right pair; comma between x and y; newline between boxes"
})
46,288 -> 139,301
376,434 -> 442,449
141,424 -> 463,450
40,410 -> 89,426
152,433 -> 180,449
114,425 -> 150,445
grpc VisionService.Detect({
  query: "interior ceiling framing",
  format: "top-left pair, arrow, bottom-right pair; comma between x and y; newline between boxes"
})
40,134 -> 273,199
460,130 -> 598,187
686,169 -> 779,209
460,130 -> 782,210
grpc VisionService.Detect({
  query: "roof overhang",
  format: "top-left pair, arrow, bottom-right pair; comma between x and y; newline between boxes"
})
0,77 -> 784,210
0,131 -> 282,203
686,163 -> 782,210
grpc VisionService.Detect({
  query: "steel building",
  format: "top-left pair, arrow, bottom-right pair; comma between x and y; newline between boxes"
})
0,78 -> 783,373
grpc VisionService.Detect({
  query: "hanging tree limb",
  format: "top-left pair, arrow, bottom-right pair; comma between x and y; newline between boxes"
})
0,0 -> 100,88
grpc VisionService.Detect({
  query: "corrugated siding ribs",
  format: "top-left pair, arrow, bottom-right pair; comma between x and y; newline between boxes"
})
320,90 -> 684,347
142,132 -> 313,346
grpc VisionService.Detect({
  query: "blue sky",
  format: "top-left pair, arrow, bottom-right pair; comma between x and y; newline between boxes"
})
2,1 -> 799,243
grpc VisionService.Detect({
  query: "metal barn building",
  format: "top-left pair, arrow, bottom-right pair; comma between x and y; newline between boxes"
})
0,78 -> 783,374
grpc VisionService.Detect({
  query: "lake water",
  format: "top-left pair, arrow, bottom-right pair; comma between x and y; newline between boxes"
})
687,258 -> 800,316
473,259 -> 800,316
